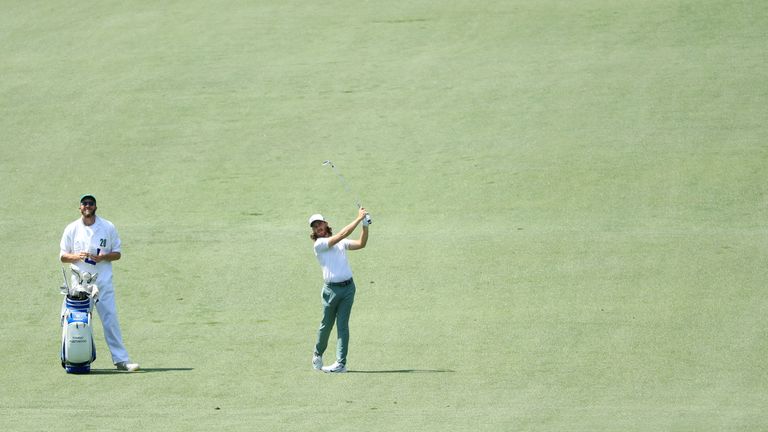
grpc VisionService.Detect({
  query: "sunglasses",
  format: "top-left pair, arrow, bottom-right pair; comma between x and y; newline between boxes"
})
81,201 -> 96,207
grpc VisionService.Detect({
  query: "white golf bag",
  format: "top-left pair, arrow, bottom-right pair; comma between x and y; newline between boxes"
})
60,268 -> 99,374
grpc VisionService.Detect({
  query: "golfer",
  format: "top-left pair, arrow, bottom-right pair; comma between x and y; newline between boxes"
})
60,194 -> 139,372
309,208 -> 369,373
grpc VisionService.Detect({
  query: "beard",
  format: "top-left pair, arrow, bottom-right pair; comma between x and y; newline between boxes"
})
311,225 -> 332,240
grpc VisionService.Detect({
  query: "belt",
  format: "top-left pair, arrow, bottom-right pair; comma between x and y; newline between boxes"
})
326,278 -> 353,287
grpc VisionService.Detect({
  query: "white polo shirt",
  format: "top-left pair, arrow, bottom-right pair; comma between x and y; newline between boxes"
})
60,216 -> 121,288
313,238 -> 353,283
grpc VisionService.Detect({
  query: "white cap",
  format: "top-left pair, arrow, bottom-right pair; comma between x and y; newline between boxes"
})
308,214 -> 326,226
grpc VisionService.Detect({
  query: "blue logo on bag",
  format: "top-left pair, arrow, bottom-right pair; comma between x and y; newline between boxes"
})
67,312 -> 89,324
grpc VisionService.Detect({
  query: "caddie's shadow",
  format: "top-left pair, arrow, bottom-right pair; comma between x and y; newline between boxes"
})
86,367 -> 194,375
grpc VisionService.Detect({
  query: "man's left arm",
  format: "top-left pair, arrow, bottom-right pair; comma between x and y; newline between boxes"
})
93,251 -> 121,263
94,225 -> 122,262
347,223 -> 368,250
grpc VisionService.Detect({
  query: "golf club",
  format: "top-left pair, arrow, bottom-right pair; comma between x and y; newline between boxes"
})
322,160 -> 372,225
60,266 -> 70,293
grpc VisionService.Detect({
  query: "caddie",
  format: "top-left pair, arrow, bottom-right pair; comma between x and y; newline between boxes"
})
59,194 -> 139,372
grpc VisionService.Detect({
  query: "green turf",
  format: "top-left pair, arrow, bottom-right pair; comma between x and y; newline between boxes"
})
1,1 -> 767,430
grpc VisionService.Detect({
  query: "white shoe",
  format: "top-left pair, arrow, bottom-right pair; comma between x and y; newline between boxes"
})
116,361 -> 140,372
312,353 -> 323,370
321,362 -> 347,373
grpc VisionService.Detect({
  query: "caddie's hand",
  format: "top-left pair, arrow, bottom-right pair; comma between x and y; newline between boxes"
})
77,251 -> 90,261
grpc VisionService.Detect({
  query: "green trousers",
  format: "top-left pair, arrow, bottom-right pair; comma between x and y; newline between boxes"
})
314,279 -> 356,365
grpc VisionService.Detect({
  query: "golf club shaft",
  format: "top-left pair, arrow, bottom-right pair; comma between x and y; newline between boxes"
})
323,161 -> 372,224
61,267 -> 70,290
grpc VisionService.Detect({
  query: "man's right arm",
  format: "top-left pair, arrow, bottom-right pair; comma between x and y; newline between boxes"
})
59,226 -> 79,263
61,252 -> 84,263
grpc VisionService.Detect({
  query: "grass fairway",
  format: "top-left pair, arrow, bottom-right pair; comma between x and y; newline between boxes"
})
1,1 -> 767,430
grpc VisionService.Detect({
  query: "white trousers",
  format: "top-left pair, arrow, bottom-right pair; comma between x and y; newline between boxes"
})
61,284 -> 130,364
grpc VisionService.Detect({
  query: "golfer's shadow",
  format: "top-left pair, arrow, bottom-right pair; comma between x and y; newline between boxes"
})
86,367 -> 194,375
347,369 -> 455,374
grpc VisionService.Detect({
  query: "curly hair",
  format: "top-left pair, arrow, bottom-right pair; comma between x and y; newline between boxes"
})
310,225 -> 332,241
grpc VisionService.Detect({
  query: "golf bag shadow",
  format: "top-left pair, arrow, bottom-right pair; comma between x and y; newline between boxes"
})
60,269 -> 98,374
